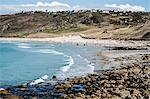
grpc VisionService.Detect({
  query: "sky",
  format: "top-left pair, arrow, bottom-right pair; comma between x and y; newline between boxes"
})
0,0 -> 149,14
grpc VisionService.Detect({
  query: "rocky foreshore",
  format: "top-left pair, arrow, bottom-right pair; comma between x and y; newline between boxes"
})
0,54 -> 150,99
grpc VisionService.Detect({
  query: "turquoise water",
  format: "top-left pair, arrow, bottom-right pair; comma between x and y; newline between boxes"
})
0,41 -> 104,86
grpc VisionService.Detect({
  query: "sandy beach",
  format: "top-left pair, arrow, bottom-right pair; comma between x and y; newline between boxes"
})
0,36 -> 150,48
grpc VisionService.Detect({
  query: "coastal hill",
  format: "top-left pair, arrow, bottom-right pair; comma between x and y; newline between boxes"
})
0,10 -> 150,39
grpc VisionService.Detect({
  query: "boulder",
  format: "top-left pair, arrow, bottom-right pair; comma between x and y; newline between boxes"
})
142,32 -> 150,39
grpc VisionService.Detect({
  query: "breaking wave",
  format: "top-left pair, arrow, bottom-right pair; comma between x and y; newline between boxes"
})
33,49 -> 75,72
17,43 -> 31,49
33,49 -> 64,55
30,75 -> 49,85
61,56 -> 74,72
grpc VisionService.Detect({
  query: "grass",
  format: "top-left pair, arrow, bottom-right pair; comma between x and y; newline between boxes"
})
43,26 -> 89,34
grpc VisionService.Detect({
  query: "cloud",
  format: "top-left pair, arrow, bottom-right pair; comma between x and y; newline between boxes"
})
104,4 -> 145,12
0,1 -> 84,14
20,1 -> 71,8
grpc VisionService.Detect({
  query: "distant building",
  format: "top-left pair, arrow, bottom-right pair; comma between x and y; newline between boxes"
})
119,12 -> 123,16
91,9 -> 97,12
111,14 -> 118,17
102,10 -> 110,14
119,17 -> 133,24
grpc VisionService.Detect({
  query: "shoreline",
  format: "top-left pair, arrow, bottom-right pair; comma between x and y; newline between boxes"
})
1,36 -> 149,74
0,36 -> 150,98
0,36 -> 150,48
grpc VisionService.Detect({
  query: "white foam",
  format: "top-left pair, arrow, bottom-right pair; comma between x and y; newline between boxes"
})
56,54 -> 95,80
18,45 -> 31,48
34,49 -> 64,55
17,43 -> 31,49
61,66 -> 71,72
33,48 -> 74,72
17,43 -> 29,46
41,75 -> 49,80
30,75 -> 49,85
30,78 -> 44,85
61,56 -> 74,72
67,56 -> 74,67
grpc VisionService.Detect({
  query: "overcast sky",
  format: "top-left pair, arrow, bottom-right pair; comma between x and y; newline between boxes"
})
0,0 -> 149,14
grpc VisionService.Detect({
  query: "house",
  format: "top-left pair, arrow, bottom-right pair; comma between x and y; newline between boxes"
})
91,9 -> 97,12
119,12 -> 123,16
111,13 -> 118,17
102,10 -> 110,14
119,17 -> 133,24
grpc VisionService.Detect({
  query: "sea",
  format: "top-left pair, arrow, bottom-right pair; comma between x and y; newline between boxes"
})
0,41 -> 105,86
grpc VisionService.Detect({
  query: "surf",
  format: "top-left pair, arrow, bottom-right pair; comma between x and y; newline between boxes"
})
17,43 -> 31,49
61,56 -> 74,72
0,41 -> 102,86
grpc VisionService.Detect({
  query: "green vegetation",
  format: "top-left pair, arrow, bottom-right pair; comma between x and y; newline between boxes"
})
43,26 -> 89,34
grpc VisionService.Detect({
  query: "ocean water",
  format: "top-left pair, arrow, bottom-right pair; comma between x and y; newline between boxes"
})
0,41 -> 104,86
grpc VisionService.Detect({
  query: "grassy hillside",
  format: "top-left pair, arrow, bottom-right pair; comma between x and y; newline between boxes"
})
0,10 -> 150,39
